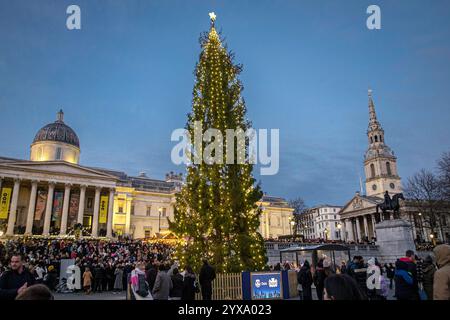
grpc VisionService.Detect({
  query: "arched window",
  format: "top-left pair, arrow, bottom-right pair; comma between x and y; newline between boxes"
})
386,162 -> 392,175
370,163 -> 376,178
380,135 -> 383,142
370,137 -> 373,143
56,147 -> 62,160
375,135 -> 378,142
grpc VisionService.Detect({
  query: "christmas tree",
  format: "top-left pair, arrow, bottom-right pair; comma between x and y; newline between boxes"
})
169,13 -> 267,273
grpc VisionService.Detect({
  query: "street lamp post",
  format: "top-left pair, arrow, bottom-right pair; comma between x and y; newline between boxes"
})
337,223 -> 342,241
418,212 -> 425,242
430,233 -> 436,246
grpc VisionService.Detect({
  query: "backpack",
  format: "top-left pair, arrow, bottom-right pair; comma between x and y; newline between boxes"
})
136,273 -> 149,297
379,275 -> 390,298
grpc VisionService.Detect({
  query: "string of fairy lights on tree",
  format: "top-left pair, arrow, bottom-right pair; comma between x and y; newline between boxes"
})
169,13 -> 267,273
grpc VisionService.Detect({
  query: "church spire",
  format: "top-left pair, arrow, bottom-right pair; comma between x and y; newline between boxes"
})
366,89 -> 385,148
363,89 -> 401,197
368,88 -> 381,131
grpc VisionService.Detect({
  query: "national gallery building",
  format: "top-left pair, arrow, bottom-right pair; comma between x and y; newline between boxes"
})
0,110 -> 293,239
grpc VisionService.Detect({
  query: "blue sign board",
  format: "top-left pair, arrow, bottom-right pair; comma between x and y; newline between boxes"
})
250,272 -> 283,300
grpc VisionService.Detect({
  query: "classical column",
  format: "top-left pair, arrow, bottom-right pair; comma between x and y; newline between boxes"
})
340,220 -> 346,241
42,182 -> 55,236
92,187 -> 101,237
371,214 -> 376,238
125,198 -> 132,235
25,180 -> 38,234
77,185 -> 87,225
106,188 -> 115,238
6,179 -> 21,236
59,184 -> 72,235
345,219 -> 354,242
363,215 -> 369,239
355,217 -> 361,243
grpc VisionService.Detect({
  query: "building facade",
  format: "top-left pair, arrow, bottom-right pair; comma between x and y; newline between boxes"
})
0,110 -> 293,239
258,196 -> 295,239
314,205 -> 343,240
296,209 -> 315,239
297,205 -> 342,240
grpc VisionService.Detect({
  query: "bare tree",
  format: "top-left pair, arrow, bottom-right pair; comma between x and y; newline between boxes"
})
288,197 -> 308,236
438,151 -> 450,201
404,169 -> 445,242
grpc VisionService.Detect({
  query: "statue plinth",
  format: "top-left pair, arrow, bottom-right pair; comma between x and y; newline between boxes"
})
375,219 -> 416,262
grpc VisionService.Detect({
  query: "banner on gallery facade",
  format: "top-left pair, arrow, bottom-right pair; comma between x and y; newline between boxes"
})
34,190 -> 47,221
0,187 -> 12,220
52,191 -> 64,221
69,193 -> 80,220
99,195 -> 108,224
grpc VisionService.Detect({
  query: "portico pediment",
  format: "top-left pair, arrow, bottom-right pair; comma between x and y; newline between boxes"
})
0,160 -> 118,182
340,194 -> 383,217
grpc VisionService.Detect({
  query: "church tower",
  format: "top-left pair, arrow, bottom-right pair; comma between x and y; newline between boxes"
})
364,89 -> 402,197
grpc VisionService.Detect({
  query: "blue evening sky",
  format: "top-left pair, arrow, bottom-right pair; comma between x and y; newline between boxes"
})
1,0 -> 449,206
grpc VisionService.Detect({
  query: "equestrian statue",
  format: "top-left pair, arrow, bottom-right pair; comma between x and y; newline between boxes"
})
376,191 -> 405,216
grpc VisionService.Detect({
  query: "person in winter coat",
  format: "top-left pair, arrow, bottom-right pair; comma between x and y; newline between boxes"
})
386,263 -> 395,289
394,257 -> 418,300
130,262 -> 149,298
0,255 -> 35,300
34,263 -> 46,284
104,264 -> 114,291
433,244 -> 450,300
421,255 -> 435,300
170,268 -> 184,300
324,274 -> 365,300
93,264 -> 105,293
146,263 -> 158,292
152,264 -> 172,300
182,265 -> 197,300
313,260 -> 327,300
323,259 -> 334,277
340,261 -> 347,275
43,265 -> 58,291
123,263 -> 133,291
82,267 -> 93,295
297,260 -> 313,300
199,259 -> 216,300
348,256 -> 368,299
113,265 -> 124,293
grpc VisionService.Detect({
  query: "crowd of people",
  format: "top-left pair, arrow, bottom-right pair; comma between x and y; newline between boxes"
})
270,237 -> 447,249
291,244 -> 450,300
1,237 -> 449,301
0,237 -> 219,300
270,236 -> 378,246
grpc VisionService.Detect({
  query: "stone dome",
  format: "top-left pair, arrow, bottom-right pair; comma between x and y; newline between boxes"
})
33,110 -> 80,148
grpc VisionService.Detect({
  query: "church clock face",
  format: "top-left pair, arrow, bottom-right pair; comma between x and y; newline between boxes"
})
372,184 -> 377,191
390,183 -> 395,189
